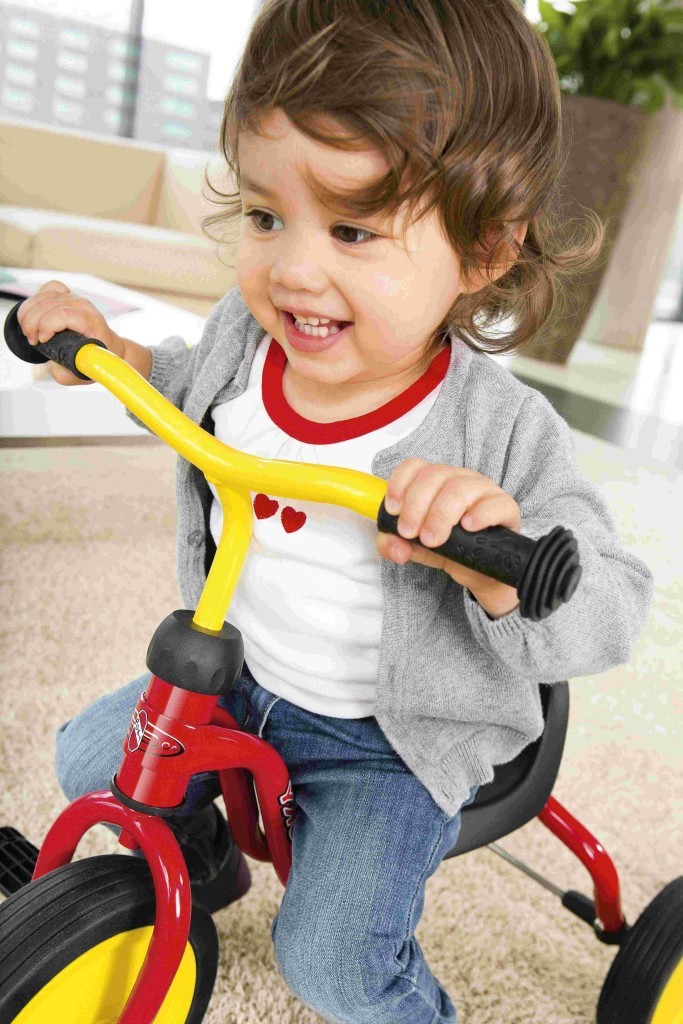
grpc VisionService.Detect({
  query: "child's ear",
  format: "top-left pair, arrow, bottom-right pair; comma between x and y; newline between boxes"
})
462,221 -> 528,293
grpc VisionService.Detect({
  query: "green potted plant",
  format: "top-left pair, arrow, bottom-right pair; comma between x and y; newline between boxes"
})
522,0 -> 683,363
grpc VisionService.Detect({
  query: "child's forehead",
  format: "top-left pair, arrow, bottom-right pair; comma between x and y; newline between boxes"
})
237,121 -> 416,223
238,118 -> 387,193
239,161 -> 382,212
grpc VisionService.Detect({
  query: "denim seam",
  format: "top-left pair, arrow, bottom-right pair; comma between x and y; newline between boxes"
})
258,694 -> 281,738
390,814 -> 447,986
238,675 -> 250,728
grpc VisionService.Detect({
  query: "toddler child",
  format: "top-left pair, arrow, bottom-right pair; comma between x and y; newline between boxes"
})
20,0 -> 654,1020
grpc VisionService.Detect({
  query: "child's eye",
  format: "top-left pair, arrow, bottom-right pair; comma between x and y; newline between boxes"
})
244,209 -> 378,246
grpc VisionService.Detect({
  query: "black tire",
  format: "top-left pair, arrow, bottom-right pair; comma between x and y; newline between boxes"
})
596,875 -> 683,1024
0,854 -> 218,1024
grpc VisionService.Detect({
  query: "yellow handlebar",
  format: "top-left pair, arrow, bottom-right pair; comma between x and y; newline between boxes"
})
5,297 -> 586,623
76,344 -> 388,633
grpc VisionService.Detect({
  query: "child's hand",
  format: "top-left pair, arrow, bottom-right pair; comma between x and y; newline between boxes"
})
377,458 -> 521,619
17,279 -> 126,386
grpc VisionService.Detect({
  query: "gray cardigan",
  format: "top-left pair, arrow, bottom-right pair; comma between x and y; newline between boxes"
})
126,286 -> 654,816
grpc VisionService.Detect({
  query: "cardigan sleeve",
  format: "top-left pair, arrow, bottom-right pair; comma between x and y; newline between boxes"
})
124,291 -> 233,434
462,390 -> 654,681
124,335 -> 200,434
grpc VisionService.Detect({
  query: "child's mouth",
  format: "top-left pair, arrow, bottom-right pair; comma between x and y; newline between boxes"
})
282,310 -> 352,353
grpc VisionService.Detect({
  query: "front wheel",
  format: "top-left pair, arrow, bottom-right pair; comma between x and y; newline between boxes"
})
0,854 -> 218,1023
597,875 -> 683,1024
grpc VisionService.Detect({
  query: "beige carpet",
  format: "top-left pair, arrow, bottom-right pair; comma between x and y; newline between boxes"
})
0,436 -> 680,1024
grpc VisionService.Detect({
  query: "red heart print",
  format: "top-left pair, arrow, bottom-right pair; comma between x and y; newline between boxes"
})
281,506 -> 307,533
254,493 -> 279,519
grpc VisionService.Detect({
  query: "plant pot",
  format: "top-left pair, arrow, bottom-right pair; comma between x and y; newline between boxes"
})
521,94 -> 649,365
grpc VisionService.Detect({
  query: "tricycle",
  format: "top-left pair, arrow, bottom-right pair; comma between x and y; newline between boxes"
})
0,301 -> 680,1024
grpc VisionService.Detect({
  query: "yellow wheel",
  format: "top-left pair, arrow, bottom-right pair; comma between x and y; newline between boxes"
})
597,876 -> 683,1024
0,854 -> 218,1023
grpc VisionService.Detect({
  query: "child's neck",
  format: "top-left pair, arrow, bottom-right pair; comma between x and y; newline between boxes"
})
281,345 -> 446,424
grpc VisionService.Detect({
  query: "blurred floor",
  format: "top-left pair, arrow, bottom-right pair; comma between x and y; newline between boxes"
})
493,317 -> 682,763
492,319 -> 682,469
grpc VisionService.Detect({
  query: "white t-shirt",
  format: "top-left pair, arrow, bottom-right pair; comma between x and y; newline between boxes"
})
208,333 -> 451,718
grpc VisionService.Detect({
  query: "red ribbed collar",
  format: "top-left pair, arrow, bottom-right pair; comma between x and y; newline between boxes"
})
262,336 -> 451,444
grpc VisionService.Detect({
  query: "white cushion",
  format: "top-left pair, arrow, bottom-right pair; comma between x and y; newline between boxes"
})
0,115 -> 164,223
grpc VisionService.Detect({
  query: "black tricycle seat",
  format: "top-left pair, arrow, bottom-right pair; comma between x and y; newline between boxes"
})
448,681 -> 569,858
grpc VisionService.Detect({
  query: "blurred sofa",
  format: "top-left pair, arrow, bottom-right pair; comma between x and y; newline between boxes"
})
0,116 -> 238,317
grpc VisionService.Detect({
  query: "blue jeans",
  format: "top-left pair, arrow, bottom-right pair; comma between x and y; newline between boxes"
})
55,662 -> 479,1024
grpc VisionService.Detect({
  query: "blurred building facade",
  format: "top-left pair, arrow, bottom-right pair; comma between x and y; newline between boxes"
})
0,2 -> 221,151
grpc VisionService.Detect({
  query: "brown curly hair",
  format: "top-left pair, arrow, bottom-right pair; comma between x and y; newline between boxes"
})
202,0 -> 605,363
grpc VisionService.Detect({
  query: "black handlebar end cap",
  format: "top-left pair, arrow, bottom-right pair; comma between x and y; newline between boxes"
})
517,525 -> 582,621
4,300 -> 47,365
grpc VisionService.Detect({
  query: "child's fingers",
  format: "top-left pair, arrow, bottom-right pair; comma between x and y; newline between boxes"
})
399,478 -> 519,548
383,457 -> 429,514
34,304 -> 88,343
396,468 -> 461,540
413,476 -> 488,546
22,300 -> 91,346
384,460 -> 521,549
384,459 -> 452,522
377,531 -> 413,561
18,295 -> 62,344
36,280 -> 70,295
17,282 -> 70,337
46,360 -> 94,387
418,487 -> 521,547
392,467 -> 484,543
457,492 -> 521,533
377,530 -> 445,569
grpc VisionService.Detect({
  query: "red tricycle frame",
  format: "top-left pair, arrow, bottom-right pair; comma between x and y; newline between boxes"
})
30,672 -> 626,1024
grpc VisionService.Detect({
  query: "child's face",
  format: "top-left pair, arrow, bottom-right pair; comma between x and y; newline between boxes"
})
236,109 -> 466,395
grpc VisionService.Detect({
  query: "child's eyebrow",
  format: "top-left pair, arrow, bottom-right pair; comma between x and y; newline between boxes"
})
239,172 -> 387,224
240,175 -> 277,198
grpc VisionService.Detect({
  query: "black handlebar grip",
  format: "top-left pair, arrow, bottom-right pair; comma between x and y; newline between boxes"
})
3,298 -> 106,381
377,498 -> 582,621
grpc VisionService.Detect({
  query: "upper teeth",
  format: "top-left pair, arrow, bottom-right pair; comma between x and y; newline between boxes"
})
294,315 -> 331,326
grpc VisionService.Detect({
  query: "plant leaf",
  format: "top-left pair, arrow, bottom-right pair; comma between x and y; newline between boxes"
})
533,0 -> 683,108
629,73 -> 668,112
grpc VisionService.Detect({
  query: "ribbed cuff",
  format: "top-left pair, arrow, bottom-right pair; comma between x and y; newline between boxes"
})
148,336 -> 188,394
464,587 -> 530,642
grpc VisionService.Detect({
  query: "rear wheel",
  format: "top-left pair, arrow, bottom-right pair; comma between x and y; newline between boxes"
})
0,854 -> 218,1023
